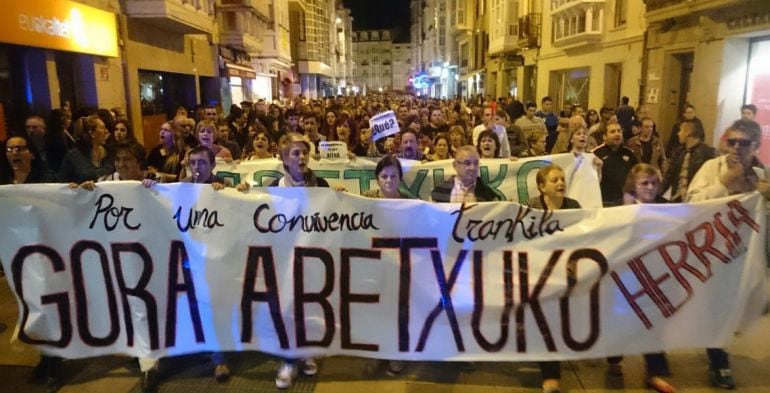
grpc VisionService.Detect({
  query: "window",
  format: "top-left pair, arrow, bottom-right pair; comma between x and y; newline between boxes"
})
615,0 -> 627,27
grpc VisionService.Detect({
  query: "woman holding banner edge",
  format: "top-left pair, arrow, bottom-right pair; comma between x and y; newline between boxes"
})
618,163 -> 675,393
360,154 -> 416,374
524,164 -> 579,393
267,132 -> 346,389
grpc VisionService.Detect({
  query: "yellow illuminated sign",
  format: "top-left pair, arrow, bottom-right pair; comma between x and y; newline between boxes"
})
0,0 -> 118,57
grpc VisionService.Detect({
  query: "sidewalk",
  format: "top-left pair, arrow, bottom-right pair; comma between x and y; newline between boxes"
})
2,276 -> 770,393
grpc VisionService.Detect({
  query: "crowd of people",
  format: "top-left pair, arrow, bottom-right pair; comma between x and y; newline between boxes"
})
1,93 -> 769,393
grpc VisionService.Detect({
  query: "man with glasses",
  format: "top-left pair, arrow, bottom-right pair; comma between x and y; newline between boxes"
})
685,119 -> 769,390
431,145 -> 501,202
660,118 -> 715,202
688,119 -> 769,202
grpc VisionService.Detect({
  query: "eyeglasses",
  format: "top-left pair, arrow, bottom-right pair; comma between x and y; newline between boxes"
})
726,138 -> 754,148
6,146 -> 29,153
454,159 -> 480,168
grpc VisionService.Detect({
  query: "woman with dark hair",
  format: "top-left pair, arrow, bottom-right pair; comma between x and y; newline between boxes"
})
330,115 -> 360,159
428,133 -> 451,161
242,129 -> 275,160
320,109 -> 337,138
586,109 -> 600,129
360,154 -> 414,375
58,115 -> 113,183
78,142 -> 151,185
46,108 -> 76,172
361,155 -> 415,199
96,107 -> 116,134
1,134 -> 58,184
112,120 -> 135,144
476,129 -> 501,158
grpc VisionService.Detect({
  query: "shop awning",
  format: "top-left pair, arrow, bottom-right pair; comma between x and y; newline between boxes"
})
225,62 -> 256,79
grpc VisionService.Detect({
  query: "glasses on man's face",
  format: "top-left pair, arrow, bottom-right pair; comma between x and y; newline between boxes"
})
454,159 -> 480,168
6,146 -> 29,153
726,138 -> 754,148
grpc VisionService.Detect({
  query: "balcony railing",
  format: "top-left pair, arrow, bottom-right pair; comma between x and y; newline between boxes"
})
126,0 -> 215,35
643,0 -> 685,12
518,13 -> 541,49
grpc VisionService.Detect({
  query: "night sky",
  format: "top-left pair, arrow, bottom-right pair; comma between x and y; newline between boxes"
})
342,0 -> 411,41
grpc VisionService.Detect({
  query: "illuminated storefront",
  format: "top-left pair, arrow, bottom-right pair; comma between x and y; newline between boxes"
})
0,0 -> 119,135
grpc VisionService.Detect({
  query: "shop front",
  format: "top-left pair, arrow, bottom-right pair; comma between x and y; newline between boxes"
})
0,0 -> 119,136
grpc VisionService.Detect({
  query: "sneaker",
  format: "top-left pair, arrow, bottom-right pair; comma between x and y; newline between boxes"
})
275,362 -> 298,389
301,358 -> 318,376
711,368 -> 736,390
141,368 -> 159,393
214,364 -> 230,383
386,360 -> 406,376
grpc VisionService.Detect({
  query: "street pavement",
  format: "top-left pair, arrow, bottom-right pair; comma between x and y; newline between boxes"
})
2,275 -> 770,393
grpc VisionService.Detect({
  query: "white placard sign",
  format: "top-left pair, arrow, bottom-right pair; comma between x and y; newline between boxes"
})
318,141 -> 349,163
369,110 -> 400,141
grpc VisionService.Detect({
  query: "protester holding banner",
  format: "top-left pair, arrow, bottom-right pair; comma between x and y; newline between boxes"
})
361,154 -> 415,200
567,126 -> 603,181
685,118 -> 770,389
476,129 -> 502,159
431,145 -> 501,202
618,163 -> 676,393
73,141 -> 165,393
58,115 -> 113,184
594,122 -> 638,206
525,164 -> 580,211
522,165 -> 579,393
268,132 -> 326,388
78,142 -> 153,186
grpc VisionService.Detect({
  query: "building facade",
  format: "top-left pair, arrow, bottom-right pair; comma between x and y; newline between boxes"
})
534,0 -> 646,116
289,0 -> 335,98
253,0 -> 294,101
351,30 -> 393,94
391,43 -> 415,92
0,0 -> 123,138
335,6 -> 355,95
642,0 -> 770,161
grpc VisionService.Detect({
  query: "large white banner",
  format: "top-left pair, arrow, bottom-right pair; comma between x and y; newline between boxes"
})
0,185 -> 766,362
213,153 -> 603,207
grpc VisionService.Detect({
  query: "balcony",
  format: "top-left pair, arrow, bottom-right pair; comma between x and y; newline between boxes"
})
219,11 -> 266,54
219,0 -> 270,21
550,1 -> 603,49
518,13 -> 541,49
551,0 -> 605,17
126,0 -> 215,35
643,0 -> 744,23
